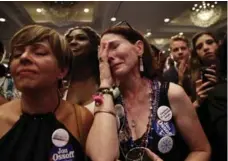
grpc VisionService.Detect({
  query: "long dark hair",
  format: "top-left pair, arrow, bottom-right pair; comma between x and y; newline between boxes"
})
218,35 -> 227,81
191,31 -> 218,83
101,26 -> 159,80
190,31 -> 219,100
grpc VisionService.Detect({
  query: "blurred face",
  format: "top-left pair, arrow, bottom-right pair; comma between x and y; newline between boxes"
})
170,40 -> 190,63
195,34 -> 218,63
101,34 -> 142,78
10,40 -> 65,92
66,29 -> 91,56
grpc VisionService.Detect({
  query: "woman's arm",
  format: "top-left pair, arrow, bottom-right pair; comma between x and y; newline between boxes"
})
168,83 -> 211,161
86,41 -> 119,161
86,94 -> 119,161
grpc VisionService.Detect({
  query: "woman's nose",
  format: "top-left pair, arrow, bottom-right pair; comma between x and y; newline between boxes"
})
20,50 -> 32,65
70,38 -> 78,45
202,43 -> 209,52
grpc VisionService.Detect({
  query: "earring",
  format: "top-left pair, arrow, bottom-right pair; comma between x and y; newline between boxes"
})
139,56 -> 144,72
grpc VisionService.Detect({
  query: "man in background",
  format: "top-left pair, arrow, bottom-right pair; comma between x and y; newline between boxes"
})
163,35 -> 192,96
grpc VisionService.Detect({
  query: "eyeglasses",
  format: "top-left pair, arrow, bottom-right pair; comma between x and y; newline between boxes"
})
112,20 -> 134,31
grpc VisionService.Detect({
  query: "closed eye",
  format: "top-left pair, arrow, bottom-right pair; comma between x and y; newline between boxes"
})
109,42 -> 119,50
35,52 -> 47,56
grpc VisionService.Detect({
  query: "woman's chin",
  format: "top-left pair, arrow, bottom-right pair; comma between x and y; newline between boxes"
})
112,69 -> 127,78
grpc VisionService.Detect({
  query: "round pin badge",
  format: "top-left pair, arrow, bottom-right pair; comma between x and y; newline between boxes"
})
158,136 -> 173,154
157,105 -> 172,121
52,128 -> 70,147
153,119 -> 176,137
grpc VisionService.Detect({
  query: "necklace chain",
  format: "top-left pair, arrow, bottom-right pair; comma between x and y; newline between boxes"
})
119,79 -> 160,160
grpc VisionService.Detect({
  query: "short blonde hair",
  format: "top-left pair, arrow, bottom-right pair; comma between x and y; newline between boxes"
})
170,35 -> 190,48
10,25 -> 72,70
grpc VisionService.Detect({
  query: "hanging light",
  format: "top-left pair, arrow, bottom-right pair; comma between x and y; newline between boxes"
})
190,1 -> 222,28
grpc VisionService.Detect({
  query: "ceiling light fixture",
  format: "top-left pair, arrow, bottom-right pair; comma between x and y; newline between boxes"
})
84,8 -> 89,13
146,32 -> 152,36
111,17 -> 116,22
144,29 -> 152,38
0,18 -> 6,22
36,8 -> 43,13
154,38 -> 166,45
190,1 -> 221,28
164,18 -> 170,23
179,32 -> 183,36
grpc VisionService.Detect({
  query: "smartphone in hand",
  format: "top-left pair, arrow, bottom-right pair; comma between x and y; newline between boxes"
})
201,66 -> 216,86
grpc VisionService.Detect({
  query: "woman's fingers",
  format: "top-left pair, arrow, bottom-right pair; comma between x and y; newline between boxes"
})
205,68 -> 216,75
98,42 -> 113,87
197,81 -> 211,91
195,79 -> 202,89
204,74 -> 217,83
198,86 -> 214,95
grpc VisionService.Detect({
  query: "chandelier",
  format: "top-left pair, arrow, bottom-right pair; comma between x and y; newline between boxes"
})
190,1 -> 222,28
43,1 -> 79,27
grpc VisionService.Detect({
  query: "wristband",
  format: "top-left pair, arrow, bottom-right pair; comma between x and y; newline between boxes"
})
94,110 -> 116,117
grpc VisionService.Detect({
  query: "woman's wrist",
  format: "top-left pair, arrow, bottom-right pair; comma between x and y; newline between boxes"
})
94,94 -> 116,111
99,83 -> 112,89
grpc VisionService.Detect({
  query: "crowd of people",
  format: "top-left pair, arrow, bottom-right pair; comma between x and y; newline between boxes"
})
0,21 -> 226,161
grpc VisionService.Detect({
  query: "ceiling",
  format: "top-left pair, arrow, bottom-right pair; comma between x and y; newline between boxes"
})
0,1 -> 227,57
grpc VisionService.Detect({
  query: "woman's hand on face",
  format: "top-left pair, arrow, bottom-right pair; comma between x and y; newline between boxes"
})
195,79 -> 214,104
98,42 -> 113,88
143,148 -> 163,161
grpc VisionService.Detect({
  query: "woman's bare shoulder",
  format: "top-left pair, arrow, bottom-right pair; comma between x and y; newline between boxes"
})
167,82 -> 192,116
0,99 -> 21,120
167,82 -> 186,99
0,99 -> 21,138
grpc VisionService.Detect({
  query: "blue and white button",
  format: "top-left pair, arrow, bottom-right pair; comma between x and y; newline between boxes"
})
153,120 -> 176,137
158,136 -> 173,154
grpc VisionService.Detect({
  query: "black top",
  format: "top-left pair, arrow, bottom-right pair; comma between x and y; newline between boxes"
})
197,81 -> 227,161
0,112 -> 88,161
119,82 -> 189,161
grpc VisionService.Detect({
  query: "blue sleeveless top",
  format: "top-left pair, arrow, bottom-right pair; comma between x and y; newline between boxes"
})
118,82 -> 189,161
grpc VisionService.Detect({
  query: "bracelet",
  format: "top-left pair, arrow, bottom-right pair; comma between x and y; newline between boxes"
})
98,87 -> 111,92
98,87 -> 120,99
100,89 -> 114,98
94,110 -> 116,117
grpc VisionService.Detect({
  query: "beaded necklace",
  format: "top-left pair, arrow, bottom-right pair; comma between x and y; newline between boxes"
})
119,79 -> 160,160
